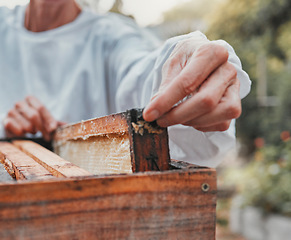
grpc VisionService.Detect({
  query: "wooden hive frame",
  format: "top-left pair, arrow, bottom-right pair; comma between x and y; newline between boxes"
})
0,109 -> 217,240
53,109 -> 171,174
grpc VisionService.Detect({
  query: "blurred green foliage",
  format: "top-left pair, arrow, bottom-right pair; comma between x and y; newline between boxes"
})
228,136 -> 291,215
162,0 -> 291,155
203,0 -> 291,215
162,0 -> 291,216
205,0 -> 291,155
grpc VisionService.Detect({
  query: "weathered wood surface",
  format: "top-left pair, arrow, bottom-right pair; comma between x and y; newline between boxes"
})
54,109 -> 170,174
13,140 -> 92,178
0,108 -> 217,239
54,113 -> 129,142
170,159 -> 207,169
0,168 -> 217,240
55,135 -> 133,175
127,109 -> 170,172
0,142 -> 54,180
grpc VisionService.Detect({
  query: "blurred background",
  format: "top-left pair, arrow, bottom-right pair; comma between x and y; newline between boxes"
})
2,0 -> 291,239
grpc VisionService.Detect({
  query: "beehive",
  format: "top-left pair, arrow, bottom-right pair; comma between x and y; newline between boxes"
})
0,109 -> 217,240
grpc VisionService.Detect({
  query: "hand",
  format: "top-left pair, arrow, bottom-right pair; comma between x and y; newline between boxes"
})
3,96 -> 64,141
143,36 -> 241,132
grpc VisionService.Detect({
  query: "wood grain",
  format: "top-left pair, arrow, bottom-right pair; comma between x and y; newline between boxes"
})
54,134 -> 132,175
0,142 -> 53,180
54,113 -> 128,142
127,109 -> 170,173
13,140 -> 92,178
0,168 -> 217,240
170,159 -> 206,170
54,109 -> 170,174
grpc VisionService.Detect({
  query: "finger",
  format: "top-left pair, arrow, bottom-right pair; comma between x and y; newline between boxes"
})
143,43 -> 229,122
194,121 -> 232,132
160,34 -> 209,89
42,131 -> 51,142
151,48 -> 189,102
26,96 -> 58,134
3,117 -> 24,136
156,62 -> 237,127
15,100 -> 41,133
182,78 -> 241,128
160,49 -> 189,89
57,121 -> 67,127
160,56 -> 184,87
7,109 -> 35,133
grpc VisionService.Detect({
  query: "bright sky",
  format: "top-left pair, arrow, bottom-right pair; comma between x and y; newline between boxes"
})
0,0 -> 190,26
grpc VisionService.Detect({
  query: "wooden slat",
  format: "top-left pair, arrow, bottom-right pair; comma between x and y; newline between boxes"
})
13,140 -> 92,178
0,168 -> 217,240
0,151 -> 15,179
54,109 -> 170,174
170,159 -> 205,170
54,113 -> 128,142
54,134 -> 133,175
127,109 -> 170,172
0,142 -> 54,180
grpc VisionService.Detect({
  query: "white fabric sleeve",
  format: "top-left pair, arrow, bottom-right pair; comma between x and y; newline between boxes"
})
0,114 -> 6,139
110,27 -> 251,167
213,39 -> 252,99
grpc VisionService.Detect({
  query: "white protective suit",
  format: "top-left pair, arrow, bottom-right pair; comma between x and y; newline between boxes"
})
0,6 -> 251,167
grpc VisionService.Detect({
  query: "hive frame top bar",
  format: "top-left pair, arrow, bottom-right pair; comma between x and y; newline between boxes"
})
54,109 -> 171,173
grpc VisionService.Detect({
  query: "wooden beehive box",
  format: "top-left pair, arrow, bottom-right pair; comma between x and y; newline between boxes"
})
0,109 -> 217,240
